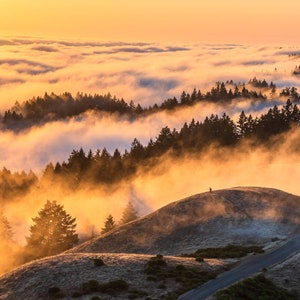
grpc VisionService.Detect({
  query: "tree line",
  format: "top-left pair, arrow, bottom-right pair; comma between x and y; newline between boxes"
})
2,78 -> 298,131
1,99 -> 300,202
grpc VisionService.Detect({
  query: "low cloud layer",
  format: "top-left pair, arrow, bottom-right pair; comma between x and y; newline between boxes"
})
0,37 -> 299,111
1,36 -> 300,275
0,37 -> 299,172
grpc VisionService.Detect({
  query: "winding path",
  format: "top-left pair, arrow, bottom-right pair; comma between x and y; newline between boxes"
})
178,235 -> 300,300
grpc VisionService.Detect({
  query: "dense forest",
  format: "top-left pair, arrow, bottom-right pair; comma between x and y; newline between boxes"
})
2,78 -> 299,131
1,97 -> 299,203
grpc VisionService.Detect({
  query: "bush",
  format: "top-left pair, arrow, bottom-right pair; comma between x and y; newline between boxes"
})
215,274 -> 297,300
195,257 -> 204,262
181,244 -> 264,259
145,254 -> 168,276
81,279 -> 129,295
98,279 -> 129,294
93,258 -> 105,267
128,288 -> 148,299
48,286 -> 65,298
82,280 -> 100,293
144,257 -> 216,300
71,291 -> 83,298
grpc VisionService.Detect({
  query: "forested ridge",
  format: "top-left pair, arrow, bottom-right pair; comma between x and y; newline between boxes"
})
2,78 -> 299,131
1,97 -> 300,203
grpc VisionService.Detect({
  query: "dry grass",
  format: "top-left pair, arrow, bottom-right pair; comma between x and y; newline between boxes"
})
0,253 -> 230,300
1,187 -> 300,299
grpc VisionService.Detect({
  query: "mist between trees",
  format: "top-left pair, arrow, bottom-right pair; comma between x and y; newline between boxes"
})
1,79 -> 300,275
1,78 -> 298,132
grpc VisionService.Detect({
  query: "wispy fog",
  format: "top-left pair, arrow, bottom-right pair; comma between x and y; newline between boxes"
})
0,37 -> 299,172
0,38 -> 300,273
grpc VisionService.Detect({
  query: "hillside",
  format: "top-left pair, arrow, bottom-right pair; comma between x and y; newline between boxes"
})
1,187 -> 300,300
71,187 -> 300,255
0,253 -> 230,300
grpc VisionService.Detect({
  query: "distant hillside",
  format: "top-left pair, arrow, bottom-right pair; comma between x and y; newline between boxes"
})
71,187 -> 300,255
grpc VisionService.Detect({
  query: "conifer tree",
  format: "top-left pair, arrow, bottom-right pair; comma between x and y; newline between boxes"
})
25,200 -> 78,260
101,214 -> 116,234
120,202 -> 138,225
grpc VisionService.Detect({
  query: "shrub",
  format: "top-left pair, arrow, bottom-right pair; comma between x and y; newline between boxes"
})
48,286 -> 65,298
71,291 -> 83,298
195,256 -> 204,262
215,274 -> 297,300
98,279 -> 129,294
128,288 -> 148,299
181,244 -> 264,259
93,258 -> 105,267
82,280 -> 100,293
81,279 -> 128,295
145,254 -> 168,277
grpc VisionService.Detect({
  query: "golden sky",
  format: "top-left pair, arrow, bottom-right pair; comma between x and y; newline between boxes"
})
1,0 -> 299,44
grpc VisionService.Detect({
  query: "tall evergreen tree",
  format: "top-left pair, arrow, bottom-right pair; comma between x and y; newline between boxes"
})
0,212 -> 13,241
120,202 -> 138,225
101,214 -> 116,234
25,200 -> 78,260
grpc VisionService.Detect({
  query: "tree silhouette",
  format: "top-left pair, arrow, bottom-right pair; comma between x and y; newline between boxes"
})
0,212 -> 13,241
120,202 -> 138,225
101,214 -> 116,234
25,200 -> 78,260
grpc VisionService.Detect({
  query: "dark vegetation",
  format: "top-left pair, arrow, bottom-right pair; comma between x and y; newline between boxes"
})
293,65 -> 300,76
69,279 -> 129,298
48,286 -> 65,299
215,274 -> 297,300
24,200 -> 78,261
1,96 -> 300,203
145,255 -> 216,299
2,79 -> 299,132
181,244 -> 264,260
1,79 -> 300,265
0,80 -> 268,130
82,279 -> 129,295
93,257 -> 105,267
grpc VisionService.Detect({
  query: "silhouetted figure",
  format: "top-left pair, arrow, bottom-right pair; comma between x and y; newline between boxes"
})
209,187 -> 212,192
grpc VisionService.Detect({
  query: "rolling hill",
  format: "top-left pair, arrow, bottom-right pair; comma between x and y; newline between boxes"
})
71,187 -> 300,255
0,187 -> 299,300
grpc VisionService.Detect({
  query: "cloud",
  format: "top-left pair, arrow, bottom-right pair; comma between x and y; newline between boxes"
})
0,59 -> 60,75
0,39 -> 16,46
31,46 -> 58,52
0,77 -> 25,86
0,37 -> 299,142
138,77 -> 179,90
241,60 -> 275,66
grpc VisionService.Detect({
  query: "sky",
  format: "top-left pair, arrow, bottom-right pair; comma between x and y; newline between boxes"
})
1,0 -> 300,44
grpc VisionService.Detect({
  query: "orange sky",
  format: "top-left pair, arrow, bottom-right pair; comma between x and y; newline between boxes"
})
1,0 -> 299,44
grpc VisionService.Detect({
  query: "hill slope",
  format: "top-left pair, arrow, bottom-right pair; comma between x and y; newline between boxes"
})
71,187 -> 300,255
1,187 -> 300,300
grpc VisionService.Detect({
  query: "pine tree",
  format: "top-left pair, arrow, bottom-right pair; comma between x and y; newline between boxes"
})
120,202 -> 138,225
25,200 -> 78,260
0,212 -> 13,241
101,214 -> 116,234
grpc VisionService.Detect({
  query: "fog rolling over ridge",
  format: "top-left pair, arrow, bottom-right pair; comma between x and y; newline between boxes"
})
0,38 -> 300,276
0,38 -> 299,172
